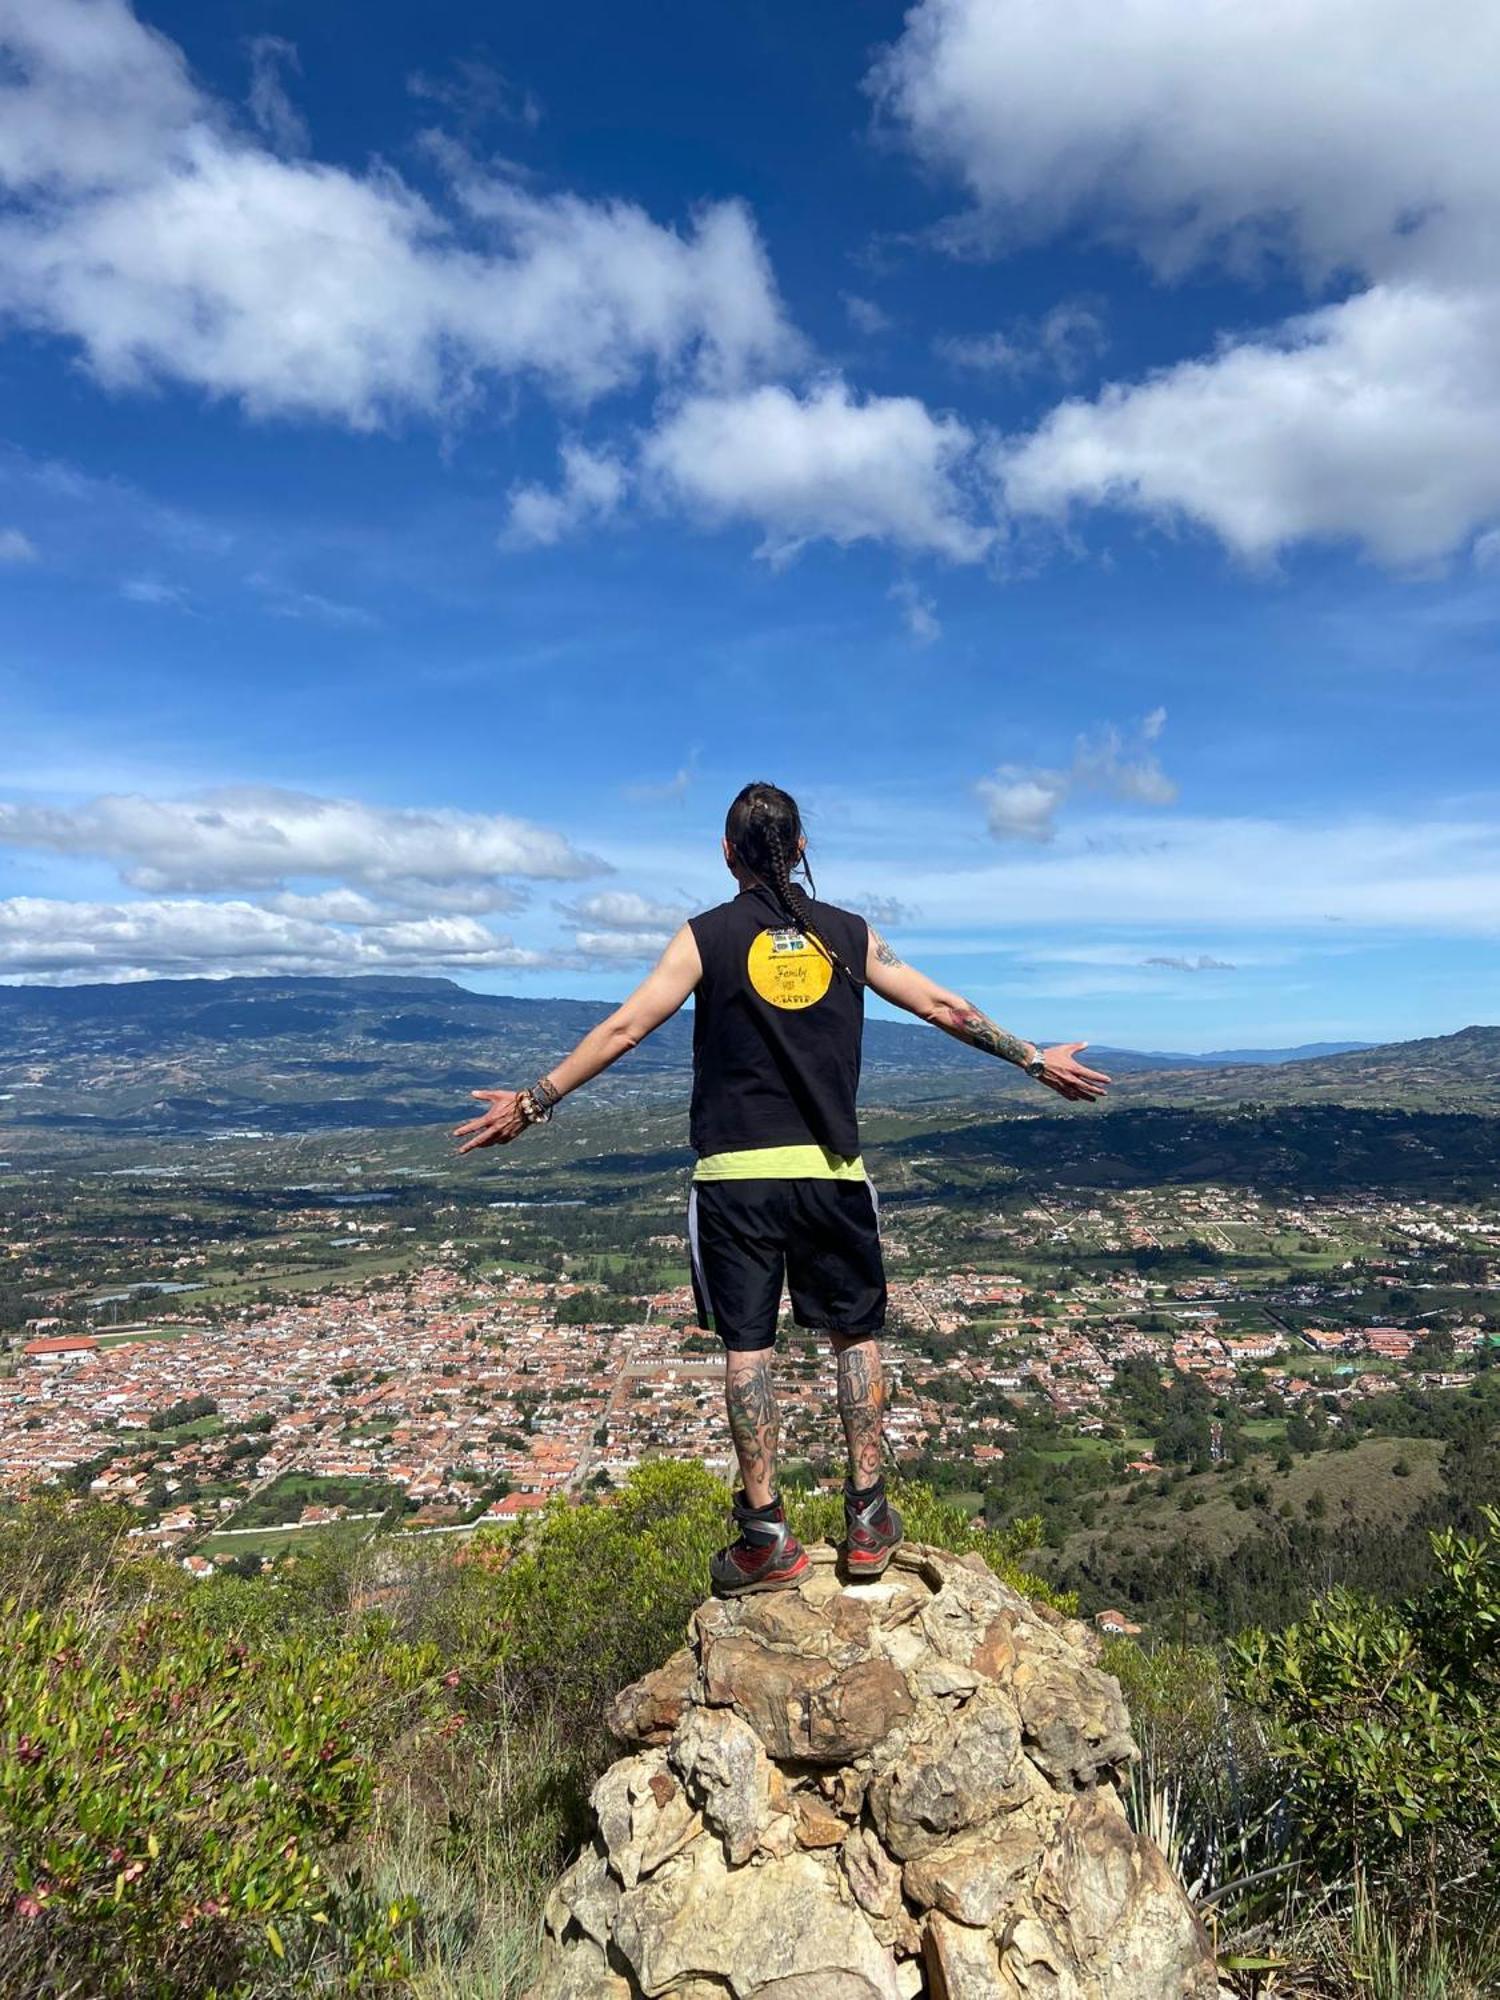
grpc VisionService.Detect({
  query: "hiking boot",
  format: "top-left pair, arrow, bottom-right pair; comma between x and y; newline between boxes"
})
710,1492 -> 810,1598
841,1480 -> 903,1581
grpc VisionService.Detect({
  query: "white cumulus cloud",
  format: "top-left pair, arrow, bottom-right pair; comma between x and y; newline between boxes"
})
999,285 -> 1500,565
501,442 -> 628,549
570,928 -> 675,964
875,0 -> 1500,566
0,896 -> 547,983
642,377 -> 992,563
561,889 -> 691,965
0,787 -> 603,894
0,0 -> 795,427
557,890 -> 690,932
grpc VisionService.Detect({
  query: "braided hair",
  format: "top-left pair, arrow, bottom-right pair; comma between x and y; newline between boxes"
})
724,781 -> 864,990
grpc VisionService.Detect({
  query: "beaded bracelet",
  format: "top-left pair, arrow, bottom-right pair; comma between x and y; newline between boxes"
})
531,1074 -> 561,1113
517,1085 -> 553,1128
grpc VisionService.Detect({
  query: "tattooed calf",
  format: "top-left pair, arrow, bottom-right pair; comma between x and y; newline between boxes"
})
835,1338 -> 885,1489
725,1350 -> 779,1500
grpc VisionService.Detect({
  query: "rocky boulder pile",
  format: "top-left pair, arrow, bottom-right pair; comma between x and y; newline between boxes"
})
525,1542 -> 1221,1999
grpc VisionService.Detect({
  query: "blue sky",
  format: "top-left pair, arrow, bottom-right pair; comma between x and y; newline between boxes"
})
0,0 -> 1497,1050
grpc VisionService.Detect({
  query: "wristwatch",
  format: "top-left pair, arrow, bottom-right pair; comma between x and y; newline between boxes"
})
1023,1047 -> 1048,1080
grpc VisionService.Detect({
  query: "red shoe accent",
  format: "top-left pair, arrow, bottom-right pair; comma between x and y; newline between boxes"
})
842,1492 -> 903,1580
710,1507 -> 811,1597
720,1538 -> 810,1595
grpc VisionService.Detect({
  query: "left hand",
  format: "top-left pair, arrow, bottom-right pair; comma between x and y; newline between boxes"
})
453,1089 -> 529,1154
1034,1042 -> 1112,1103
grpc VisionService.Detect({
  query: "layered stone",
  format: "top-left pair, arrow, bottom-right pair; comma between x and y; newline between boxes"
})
525,1540 -> 1221,2000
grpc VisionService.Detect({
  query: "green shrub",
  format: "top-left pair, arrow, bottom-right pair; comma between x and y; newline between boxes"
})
1230,1505 -> 1500,1915
0,1594 -> 439,1996
437,1464 -> 1062,1730
0,1471 -> 1074,1998
0,1495 -> 146,1613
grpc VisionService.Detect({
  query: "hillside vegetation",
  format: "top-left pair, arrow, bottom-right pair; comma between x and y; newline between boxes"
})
1,1465 -> 1497,1997
1115,1024 -> 1500,1113
0,1467 -> 1048,1999
3,975 -> 1496,1136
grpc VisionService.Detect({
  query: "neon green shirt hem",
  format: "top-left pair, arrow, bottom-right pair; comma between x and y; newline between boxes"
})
693,1144 -> 867,1182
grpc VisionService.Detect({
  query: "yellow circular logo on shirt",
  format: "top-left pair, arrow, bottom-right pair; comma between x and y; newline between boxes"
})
747,927 -> 833,1009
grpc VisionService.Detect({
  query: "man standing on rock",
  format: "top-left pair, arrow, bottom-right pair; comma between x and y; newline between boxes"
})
455,782 -> 1110,1596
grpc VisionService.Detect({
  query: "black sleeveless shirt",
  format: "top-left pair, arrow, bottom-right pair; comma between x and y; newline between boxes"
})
687,884 -> 868,1158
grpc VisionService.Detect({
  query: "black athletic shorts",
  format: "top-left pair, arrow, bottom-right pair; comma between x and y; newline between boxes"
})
687,1176 -> 887,1352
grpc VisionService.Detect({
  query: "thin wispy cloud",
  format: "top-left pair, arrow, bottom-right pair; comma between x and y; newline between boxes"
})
1143,953 -> 1237,973
889,577 -> 941,645
843,293 -> 893,337
847,893 -> 922,929
979,709 -> 1175,842
245,36 -> 308,155
247,575 -> 379,630
625,754 -> 700,806
407,55 -> 541,131
120,575 -> 190,610
0,526 -> 38,564
937,302 -> 1105,383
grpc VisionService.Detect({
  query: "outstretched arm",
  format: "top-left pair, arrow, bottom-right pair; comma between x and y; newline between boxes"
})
454,924 -> 703,1153
864,929 -> 1110,1104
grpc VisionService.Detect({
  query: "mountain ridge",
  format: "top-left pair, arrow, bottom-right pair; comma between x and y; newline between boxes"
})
0,975 -> 1493,1132
0,974 -> 1391,1065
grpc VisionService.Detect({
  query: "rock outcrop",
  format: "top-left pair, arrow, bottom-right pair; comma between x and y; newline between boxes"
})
525,1542 -> 1220,2000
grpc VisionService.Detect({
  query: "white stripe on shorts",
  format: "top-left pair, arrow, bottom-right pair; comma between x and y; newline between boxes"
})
686,1185 -> 712,1324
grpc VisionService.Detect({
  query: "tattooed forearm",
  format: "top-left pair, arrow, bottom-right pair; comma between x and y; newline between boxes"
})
935,1002 -> 1032,1068
725,1350 -> 779,1503
871,930 -> 904,968
834,1337 -> 885,1490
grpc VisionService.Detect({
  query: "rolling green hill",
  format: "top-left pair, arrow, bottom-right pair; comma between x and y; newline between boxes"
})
1,974 -> 1495,1134
1115,1024 -> 1500,1113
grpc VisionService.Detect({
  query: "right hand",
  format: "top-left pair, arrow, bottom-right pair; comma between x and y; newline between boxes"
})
453,1089 -> 530,1154
1033,1042 -> 1112,1103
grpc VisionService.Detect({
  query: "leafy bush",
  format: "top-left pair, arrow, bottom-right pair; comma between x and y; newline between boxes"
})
0,1591 -> 439,1996
429,1463 -> 1060,1738
0,1495 -> 144,1613
439,1460 -> 730,1731
1230,1505 -> 1500,1924
0,1471 -> 1089,1998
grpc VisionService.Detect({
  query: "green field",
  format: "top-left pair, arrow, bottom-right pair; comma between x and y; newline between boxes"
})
186,1249 -> 422,1306
1053,1434 -> 1443,1568
219,1471 -> 403,1532
1241,1416 -> 1290,1443
95,1325 -> 188,1349
197,1518 -> 376,1559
